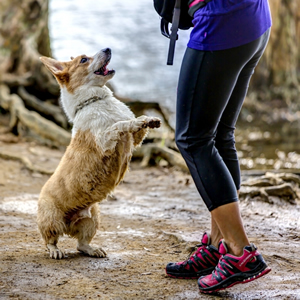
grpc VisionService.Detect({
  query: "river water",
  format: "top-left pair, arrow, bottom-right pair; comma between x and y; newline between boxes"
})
49,0 -> 191,125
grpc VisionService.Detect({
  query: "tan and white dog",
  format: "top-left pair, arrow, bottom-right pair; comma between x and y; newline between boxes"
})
37,48 -> 160,259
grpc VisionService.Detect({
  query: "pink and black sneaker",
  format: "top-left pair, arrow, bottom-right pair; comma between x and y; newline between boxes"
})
198,240 -> 271,293
165,232 -> 221,279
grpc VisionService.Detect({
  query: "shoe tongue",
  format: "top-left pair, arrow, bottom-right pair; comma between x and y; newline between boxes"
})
201,232 -> 210,245
210,244 -> 218,251
218,240 -> 228,255
245,243 -> 257,252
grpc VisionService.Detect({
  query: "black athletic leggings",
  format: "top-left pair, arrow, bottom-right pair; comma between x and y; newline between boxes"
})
176,29 -> 270,212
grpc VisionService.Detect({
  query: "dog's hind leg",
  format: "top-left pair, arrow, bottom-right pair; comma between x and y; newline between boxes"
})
70,204 -> 107,258
47,236 -> 65,259
37,201 -> 66,259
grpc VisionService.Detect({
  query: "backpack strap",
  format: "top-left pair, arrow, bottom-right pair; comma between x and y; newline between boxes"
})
160,18 -> 170,39
166,0 -> 181,65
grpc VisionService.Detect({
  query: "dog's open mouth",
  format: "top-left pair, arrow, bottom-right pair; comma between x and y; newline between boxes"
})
94,60 -> 114,76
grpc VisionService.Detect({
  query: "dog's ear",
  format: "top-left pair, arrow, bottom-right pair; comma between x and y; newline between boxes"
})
70,56 -> 74,60
40,56 -> 64,75
40,56 -> 69,85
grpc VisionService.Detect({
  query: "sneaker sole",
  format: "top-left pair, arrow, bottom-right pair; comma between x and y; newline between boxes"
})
198,266 -> 271,293
165,266 -> 215,280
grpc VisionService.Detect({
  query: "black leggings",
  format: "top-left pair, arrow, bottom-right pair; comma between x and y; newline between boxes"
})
176,29 -> 270,212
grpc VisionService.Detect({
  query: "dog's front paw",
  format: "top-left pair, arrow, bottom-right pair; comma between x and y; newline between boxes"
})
145,117 -> 161,129
135,116 -> 161,129
47,244 -> 65,259
130,116 -> 148,132
77,244 -> 107,258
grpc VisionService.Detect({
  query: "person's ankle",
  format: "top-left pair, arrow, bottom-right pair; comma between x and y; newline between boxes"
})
211,234 -> 222,249
225,241 -> 247,257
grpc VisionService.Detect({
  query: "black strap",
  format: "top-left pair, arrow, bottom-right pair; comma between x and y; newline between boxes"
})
167,0 -> 181,65
159,0 -> 181,65
74,96 -> 102,116
160,18 -> 170,39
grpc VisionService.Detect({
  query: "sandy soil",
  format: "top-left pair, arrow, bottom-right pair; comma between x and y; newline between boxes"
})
0,136 -> 300,300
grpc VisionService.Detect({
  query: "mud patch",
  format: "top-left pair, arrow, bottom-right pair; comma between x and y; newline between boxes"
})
0,194 -> 38,215
0,140 -> 300,299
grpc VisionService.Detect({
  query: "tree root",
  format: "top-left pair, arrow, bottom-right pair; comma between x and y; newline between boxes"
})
21,37 -> 60,96
0,150 -> 54,175
240,172 -> 300,204
0,84 -> 71,146
1,73 -> 34,88
133,144 -> 188,172
17,86 -> 68,129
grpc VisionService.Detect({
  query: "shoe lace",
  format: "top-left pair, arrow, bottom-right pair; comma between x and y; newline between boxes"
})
212,257 -> 233,279
182,243 -> 204,265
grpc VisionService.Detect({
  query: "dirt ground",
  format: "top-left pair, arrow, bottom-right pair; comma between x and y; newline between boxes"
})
0,135 -> 300,300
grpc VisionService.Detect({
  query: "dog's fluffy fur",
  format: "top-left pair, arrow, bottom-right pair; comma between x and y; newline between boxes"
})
37,49 -> 160,259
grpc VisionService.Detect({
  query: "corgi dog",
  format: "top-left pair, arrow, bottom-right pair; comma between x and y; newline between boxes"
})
37,48 -> 160,259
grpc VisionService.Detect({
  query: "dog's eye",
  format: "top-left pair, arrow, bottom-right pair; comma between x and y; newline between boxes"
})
80,58 -> 88,64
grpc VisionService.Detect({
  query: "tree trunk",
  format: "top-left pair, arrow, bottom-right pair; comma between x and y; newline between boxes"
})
252,0 -> 300,90
0,0 -> 71,145
0,0 -> 59,96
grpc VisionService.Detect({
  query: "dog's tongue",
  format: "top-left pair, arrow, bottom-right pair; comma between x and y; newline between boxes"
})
103,68 -> 109,75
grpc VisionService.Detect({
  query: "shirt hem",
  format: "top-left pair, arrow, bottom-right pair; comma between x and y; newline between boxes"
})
187,26 -> 271,51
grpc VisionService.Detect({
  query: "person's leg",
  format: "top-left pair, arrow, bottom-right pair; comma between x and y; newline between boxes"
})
210,217 -> 222,248
197,30 -> 272,292
165,45 -> 253,278
211,202 -> 248,256
180,32 -> 269,212
211,30 -> 271,255
214,40 -> 269,192
175,38 -> 267,214
175,47 -> 242,213
176,45 -> 240,258
167,30 -> 270,280
209,58 -> 262,254
211,72 -> 256,255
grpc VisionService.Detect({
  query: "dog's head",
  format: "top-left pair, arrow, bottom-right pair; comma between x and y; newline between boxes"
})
40,48 -> 115,93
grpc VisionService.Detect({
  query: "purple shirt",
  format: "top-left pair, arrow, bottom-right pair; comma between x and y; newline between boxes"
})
188,0 -> 272,51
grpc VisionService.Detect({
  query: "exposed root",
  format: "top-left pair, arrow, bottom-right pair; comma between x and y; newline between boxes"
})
0,150 -> 54,175
1,73 -> 34,88
240,172 -> 300,204
0,84 -> 71,147
17,86 -> 68,129
133,144 -> 188,172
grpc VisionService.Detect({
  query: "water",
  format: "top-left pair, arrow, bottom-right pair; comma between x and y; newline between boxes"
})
49,0 -> 191,125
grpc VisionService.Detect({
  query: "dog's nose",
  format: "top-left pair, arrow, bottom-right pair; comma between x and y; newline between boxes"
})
102,48 -> 111,54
